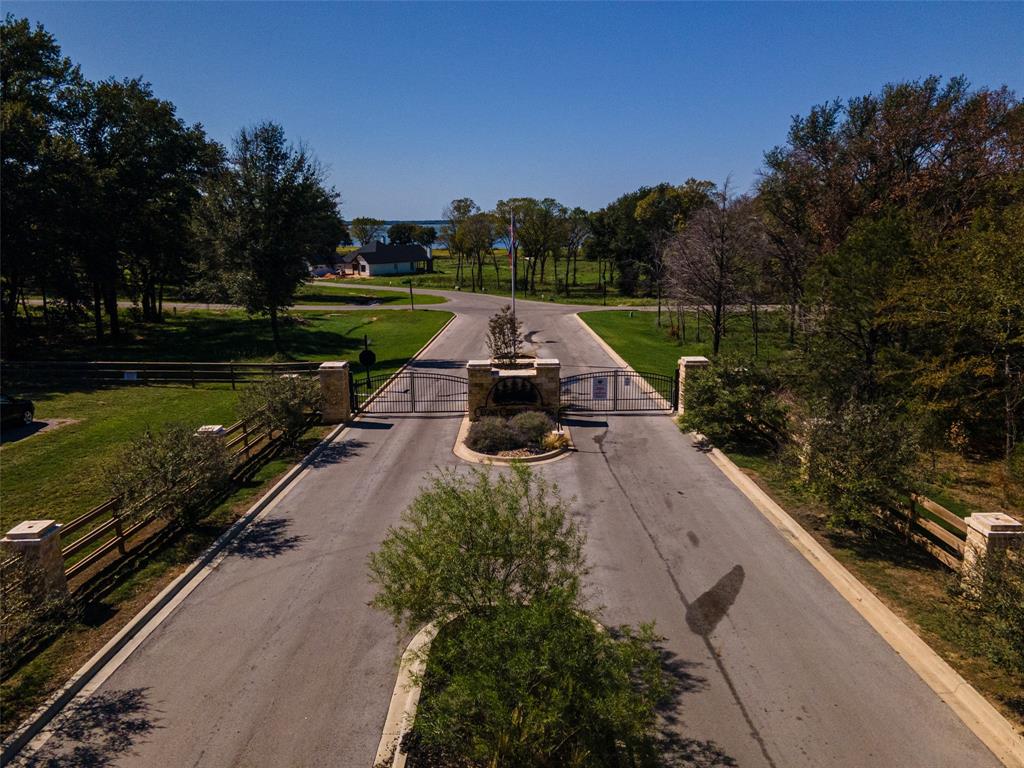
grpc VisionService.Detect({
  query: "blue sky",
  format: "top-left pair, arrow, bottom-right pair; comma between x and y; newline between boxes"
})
7,2 -> 1022,219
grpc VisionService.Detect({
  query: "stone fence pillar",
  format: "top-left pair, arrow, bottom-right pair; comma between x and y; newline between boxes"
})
319,361 -> 352,424
466,358 -> 562,421
678,356 -> 710,416
962,513 -> 1024,589
534,359 -> 561,417
2,520 -> 68,598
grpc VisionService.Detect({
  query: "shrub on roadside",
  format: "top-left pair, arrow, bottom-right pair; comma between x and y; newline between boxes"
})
803,401 -> 920,531
238,374 -> 321,449
951,549 -> 1024,674
678,359 -> 788,452
109,422 -> 234,526
485,305 -> 523,366
509,410 -> 555,448
542,431 -> 570,452
0,556 -> 78,675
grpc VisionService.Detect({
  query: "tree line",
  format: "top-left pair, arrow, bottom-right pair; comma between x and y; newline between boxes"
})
1,16 -> 346,351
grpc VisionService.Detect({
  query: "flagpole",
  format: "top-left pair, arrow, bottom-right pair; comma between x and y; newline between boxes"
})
510,211 -> 516,322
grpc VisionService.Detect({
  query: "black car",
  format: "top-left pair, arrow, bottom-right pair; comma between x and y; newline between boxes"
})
1,394 -> 35,428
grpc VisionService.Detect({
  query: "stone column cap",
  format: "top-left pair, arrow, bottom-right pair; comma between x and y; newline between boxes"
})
318,361 -> 349,371
679,356 -> 711,365
197,424 -> 227,436
534,358 -> 560,367
966,513 -> 1024,536
4,519 -> 61,542
467,359 -> 493,369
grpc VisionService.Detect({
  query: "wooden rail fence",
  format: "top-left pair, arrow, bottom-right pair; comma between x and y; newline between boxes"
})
886,493 -> 968,570
2,360 -> 320,389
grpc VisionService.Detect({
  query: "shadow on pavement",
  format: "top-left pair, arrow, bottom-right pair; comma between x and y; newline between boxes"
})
23,688 -> 160,768
227,517 -> 306,560
309,439 -> 367,468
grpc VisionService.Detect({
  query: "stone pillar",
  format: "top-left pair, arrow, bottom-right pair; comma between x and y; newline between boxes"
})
678,356 -> 710,415
318,361 -> 352,424
2,520 -> 68,598
962,513 -> 1024,588
196,424 -> 227,437
467,360 -> 495,421
534,359 -> 561,418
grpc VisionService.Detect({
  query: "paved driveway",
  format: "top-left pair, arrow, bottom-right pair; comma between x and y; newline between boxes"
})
20,294 -> 1001,768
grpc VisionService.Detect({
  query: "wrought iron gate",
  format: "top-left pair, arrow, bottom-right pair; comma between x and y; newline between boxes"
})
560,369 -> 678,413
351,371 -> 468,414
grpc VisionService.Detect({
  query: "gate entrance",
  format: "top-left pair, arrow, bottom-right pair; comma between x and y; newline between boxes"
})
560,369 -> 678,413
351,371 -> 468,414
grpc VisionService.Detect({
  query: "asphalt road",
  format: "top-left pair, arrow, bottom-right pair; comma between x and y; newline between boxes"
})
20,292 -> 1001,768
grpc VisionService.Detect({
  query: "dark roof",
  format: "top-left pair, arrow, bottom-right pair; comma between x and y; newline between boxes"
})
353,241 -> 429,265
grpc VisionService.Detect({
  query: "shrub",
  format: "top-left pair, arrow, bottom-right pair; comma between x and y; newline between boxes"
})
465,416 -> 516,454
368,465 -> 586,629
407,592 -> 668,767
238,374 -> 321,449
679,359 -> 788,452
803,401 -> 920,530
485,305 -> 523,366
0,556 -> 77,674
952,549 -> 1024,673
509,410 -> 554,448
542,431 -> 570,452
109,422 -> 234,525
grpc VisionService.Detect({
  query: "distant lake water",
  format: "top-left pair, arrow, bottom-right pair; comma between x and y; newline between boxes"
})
351,220 -> 505,249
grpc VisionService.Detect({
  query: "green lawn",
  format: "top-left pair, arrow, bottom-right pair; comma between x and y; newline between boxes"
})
579,308 -> 795,374
335,249 -> 658,306
295,283 -> 446,305
14,308 -> 452,369
1,309 -> 452,529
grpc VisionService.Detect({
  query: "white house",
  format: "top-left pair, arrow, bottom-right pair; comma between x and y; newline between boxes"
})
345,241 -> 430,277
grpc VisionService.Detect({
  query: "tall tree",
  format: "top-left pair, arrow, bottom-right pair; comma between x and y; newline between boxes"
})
440,198 -> 479,289
386,221 -> 417,245
193,122 -> 345,349
667,183 -> 761,355
350,216 -> 386,245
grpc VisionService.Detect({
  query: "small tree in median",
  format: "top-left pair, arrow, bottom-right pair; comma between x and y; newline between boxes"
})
369,464 -> 586,629
485,304 -> 523,366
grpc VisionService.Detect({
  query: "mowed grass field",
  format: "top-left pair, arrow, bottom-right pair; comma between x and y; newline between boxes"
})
579,308 -> 795,373
294,283 -> 447,305
1,309 -> 452,529
335,248 -> 658,306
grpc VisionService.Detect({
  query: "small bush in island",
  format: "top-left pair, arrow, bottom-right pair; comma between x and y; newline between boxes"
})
368,466 -> 671,766
678,358 -> 788,452
486,304 -> 523,366
109,422 -> 234,526
238,374 -> 322,449
465,411 -> 555,454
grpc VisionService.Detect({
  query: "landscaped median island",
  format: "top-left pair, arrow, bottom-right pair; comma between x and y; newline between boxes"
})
369,466 -> 679,768
579,308 -> 1024,728
0,308 -> 453,740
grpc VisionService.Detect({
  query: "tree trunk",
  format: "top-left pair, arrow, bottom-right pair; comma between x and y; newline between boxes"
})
104,287 -> 120,340
270,306 -> 280,351
93,283 -> 104,342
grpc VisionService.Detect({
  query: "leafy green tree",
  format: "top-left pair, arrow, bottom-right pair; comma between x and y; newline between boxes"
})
109,423 -> 234,526
0,15 -> 82,349
238,374 -> 322,449
384,220 -> 416,245
412,224 -> 436,249
679,359 -> 788,452
440,197 -> 480,288
368,465 -> 587,630
589,187 -> 653,296
192,122 -> 345,348
408,592 -> 668,768
350,216 -> 386,245
803,401 -> 920,530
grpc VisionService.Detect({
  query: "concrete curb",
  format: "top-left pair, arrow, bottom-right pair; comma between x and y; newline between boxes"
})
574,312 -> 633,369
372,621 -> 440,768
2,419 -> 350,763
452,416 -> 573,466
699,437 -> 1024,768
4,311 -> 461,765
